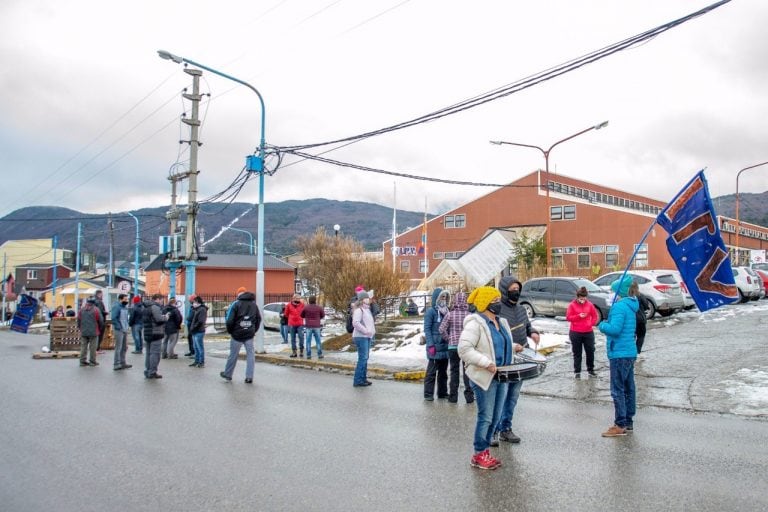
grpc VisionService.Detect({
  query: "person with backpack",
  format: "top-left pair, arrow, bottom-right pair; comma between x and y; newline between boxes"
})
630,282 -> 650,353
162,297 -> 183,359
221,287 -> 261,384
142,293 -> 168,379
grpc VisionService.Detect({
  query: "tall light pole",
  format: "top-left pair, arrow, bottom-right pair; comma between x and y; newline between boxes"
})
490,121 -> 609,275
225,226 -> 255,255
735,161 -> 768,265
158,50 -> 267,353
126,212 -> 140,298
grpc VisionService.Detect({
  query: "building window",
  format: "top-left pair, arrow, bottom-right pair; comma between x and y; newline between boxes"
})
432,252 -> 444,260
444,214 -> 466,229
606,252 -> 619,269
400,260 -> 410,272
26,269 -> 38,280
552,254 -> 564,268
563,205 -> 576,220
634,244 -> 649,268
563,246 -> 576,254
605,245 -> 619,253
591,245 -> 605,253
578,253 -> 590,269
550,206 -> 562,220
419,260 -> 428,274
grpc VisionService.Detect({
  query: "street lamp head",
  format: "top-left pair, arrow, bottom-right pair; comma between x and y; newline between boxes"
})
157,50 -> 183,64
489,140 -> 503,145
333,224 -> 341,232
594,120 -> 609,130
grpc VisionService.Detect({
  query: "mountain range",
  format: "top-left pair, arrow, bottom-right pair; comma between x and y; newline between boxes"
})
0,191 -> 765,265
0,199 -> 430,264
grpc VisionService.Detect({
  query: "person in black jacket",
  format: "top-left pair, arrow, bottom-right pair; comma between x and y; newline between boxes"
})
162,297 -> 183,359
189,296 -> 208,368
142,293 -> 168,379
128,296 -> 144,353
631,283 -> 650,353
220,287 -> 261,383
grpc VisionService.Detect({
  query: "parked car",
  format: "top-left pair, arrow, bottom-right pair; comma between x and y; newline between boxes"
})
593,270 -> 685,318
518,277 -> 612,322
743,266 -> 765,300
755,269 -> 768,299
652,269 -> 696,310
751,262 -> 768,272
731,266 -> 761,303
262,302 -> 285,331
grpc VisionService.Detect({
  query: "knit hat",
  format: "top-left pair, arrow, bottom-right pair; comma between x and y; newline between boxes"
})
356,290 -> 370,301
611,275 -> 634,297
236,286 -> 247,295
354,285 -> 365,293
132,296 -> 141,304
467,286 -> 501,313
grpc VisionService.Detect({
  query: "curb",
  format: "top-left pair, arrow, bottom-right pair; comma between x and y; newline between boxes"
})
254,353 -> 424,381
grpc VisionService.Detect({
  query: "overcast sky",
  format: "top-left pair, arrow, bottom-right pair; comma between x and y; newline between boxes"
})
2,0 -> 767,219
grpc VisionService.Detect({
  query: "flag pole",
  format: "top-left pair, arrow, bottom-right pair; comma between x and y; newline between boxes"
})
392,182 -> 397,270
423,197 -> 428,279
610,218 -> 659,305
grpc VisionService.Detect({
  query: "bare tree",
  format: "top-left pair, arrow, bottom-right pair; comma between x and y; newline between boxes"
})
296,227 -> 409,313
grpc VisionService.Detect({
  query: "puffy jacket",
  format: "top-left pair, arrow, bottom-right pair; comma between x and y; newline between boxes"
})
110,303 -> 129,332
284,301 -> 305,327
458,313 -> 514,391
164,305 -> 183,335
142,300 -> 167,342
226,292 -> 261,341
128,303 -> 143,327
498,275 -> 538,346
599,296 -> 639,359
78,300 -> 104,337
352,304 -> 375,338
301,303 -> 325,329
424,288 -> 450,360
565,299 -> 599,333
189,304 -> 208,334
439,292 -> 469,348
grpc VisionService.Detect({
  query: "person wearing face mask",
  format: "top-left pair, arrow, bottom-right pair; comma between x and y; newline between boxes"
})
491,275 -> 539,446
458,286 -> 513,470
423,288 -> 451,401
284,295 -> 305,358
110,294 -> 133,371
566,286 -> 599,378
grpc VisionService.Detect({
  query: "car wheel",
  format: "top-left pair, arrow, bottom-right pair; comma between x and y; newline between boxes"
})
738,289 -> 747,303
659,309 -> 674,317
596,308 -> 605,323
521,303 -> 535,319
750,295 -> 760,302
646,302 -> 656,320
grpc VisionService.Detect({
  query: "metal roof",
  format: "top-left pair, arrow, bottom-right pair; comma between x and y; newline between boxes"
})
145,253 -> 295,272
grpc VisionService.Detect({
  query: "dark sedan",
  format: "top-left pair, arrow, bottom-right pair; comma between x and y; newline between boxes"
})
518,277 -> 612,321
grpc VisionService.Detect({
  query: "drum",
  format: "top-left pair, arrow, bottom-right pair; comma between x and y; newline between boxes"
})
495,362 -> 545,382
516,347 -> 547,364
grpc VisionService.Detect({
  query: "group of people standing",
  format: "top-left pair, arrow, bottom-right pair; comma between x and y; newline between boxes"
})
280,294 -> 326,359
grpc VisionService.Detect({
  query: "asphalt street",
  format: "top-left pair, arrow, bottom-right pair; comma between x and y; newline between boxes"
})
0,317 -> 767,512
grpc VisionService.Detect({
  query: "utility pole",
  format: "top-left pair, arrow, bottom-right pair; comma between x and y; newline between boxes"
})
108,213 -> 115,288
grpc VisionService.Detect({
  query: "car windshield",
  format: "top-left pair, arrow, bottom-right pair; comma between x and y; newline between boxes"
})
752,263 -> 768,271
573,279 -> 603,293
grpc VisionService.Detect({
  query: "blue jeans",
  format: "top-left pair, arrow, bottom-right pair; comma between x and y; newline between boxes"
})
353,337 -> 370,386
131,324 -> 143,352
305,327 -> 323,356
497,380 -> 523,433
223,337 -> 254,380
609,357 -> 636,427
192,332 -> 205,364
289,326 -> 305,353
470,379 -> 508,452
280,324 -> 288,343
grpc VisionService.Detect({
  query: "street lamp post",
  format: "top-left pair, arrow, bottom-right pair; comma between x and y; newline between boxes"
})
158,50 -> 267,353
126,212 -> 140,298
490,121 -> 609,275
225,226 -> 254,255
735,161 -> 768,265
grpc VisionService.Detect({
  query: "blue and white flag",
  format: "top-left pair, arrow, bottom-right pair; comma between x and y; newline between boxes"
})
656,170 -> 739,312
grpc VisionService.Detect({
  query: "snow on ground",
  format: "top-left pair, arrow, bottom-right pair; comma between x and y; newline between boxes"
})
718,367 -> 768,417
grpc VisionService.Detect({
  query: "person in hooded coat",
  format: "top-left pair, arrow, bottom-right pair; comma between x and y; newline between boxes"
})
423,288 -> 450,401
598,274 -> 639,437
439,291 -> 474,404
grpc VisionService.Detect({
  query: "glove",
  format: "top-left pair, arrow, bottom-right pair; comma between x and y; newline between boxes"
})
427,346 -> 436,357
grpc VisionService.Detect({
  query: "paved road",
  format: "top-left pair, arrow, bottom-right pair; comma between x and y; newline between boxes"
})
1,327 -> 766,512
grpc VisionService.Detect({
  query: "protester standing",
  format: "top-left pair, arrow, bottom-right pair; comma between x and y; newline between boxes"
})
128,296 -> 144,354
458,286 -> 513,470
78,297 -> 104,367
184,294 -> 196,357
279,303 -> 289,344
93,289 -> 108,353
162,297 -> 183,359
598,275 -> 639,437
566,286 -> 599,377
631,283 -> 650,353
301,296 -> 325,359
351,289 -> 375,387
423,288 -> 450,401
110,294 -> 132,371
221,287 -> 261,384
142,293 -> 168,379
284,295 -> 305,358
439,291 -> 474,404
189,296 -> 208,368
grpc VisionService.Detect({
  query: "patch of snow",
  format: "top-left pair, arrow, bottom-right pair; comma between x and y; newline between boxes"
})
719,367 -> 768,417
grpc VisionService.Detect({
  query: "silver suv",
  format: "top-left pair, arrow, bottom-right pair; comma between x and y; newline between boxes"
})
593,270 -> 685,318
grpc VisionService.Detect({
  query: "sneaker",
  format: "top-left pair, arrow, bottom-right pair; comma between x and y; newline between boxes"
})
470,449 -> 500,470
168,355 -> 178,359
121,364 -> 133,369
89,361 -> 99,366
424,396 -> 434,402
465,394 -> 475,404
499,430 -> 521,444
113,366 -> 123,371
448,397 -> 458,403
588,370 -> 597,377
625,424 -> 634,432
290,353 -> 297,358
490,431 -> 500,447
220,372 -> 232,381
602,425 -> 627,437
184,352 -> 194,357
575,373 -> 581,379
162,353 -> 168,359
80,361 -> 90,367
245,378 -> 253,384
131,350 -> 142,354
306,354 -> 312,359
318,354 -> 324,359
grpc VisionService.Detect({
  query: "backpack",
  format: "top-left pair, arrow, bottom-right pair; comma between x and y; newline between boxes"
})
635,295 -> 649,325
345,305 -> 354,333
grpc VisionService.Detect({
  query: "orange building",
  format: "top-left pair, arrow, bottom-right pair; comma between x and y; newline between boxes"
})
144,253 -> 296,301
385,170 -> 768,284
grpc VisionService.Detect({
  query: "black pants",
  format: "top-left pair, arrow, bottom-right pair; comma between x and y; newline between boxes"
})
570,330 -> 595,373
424,358 -> 449,398
448,350 -> 474,402
187,331 -> 195,354
636,321 -> 647,353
